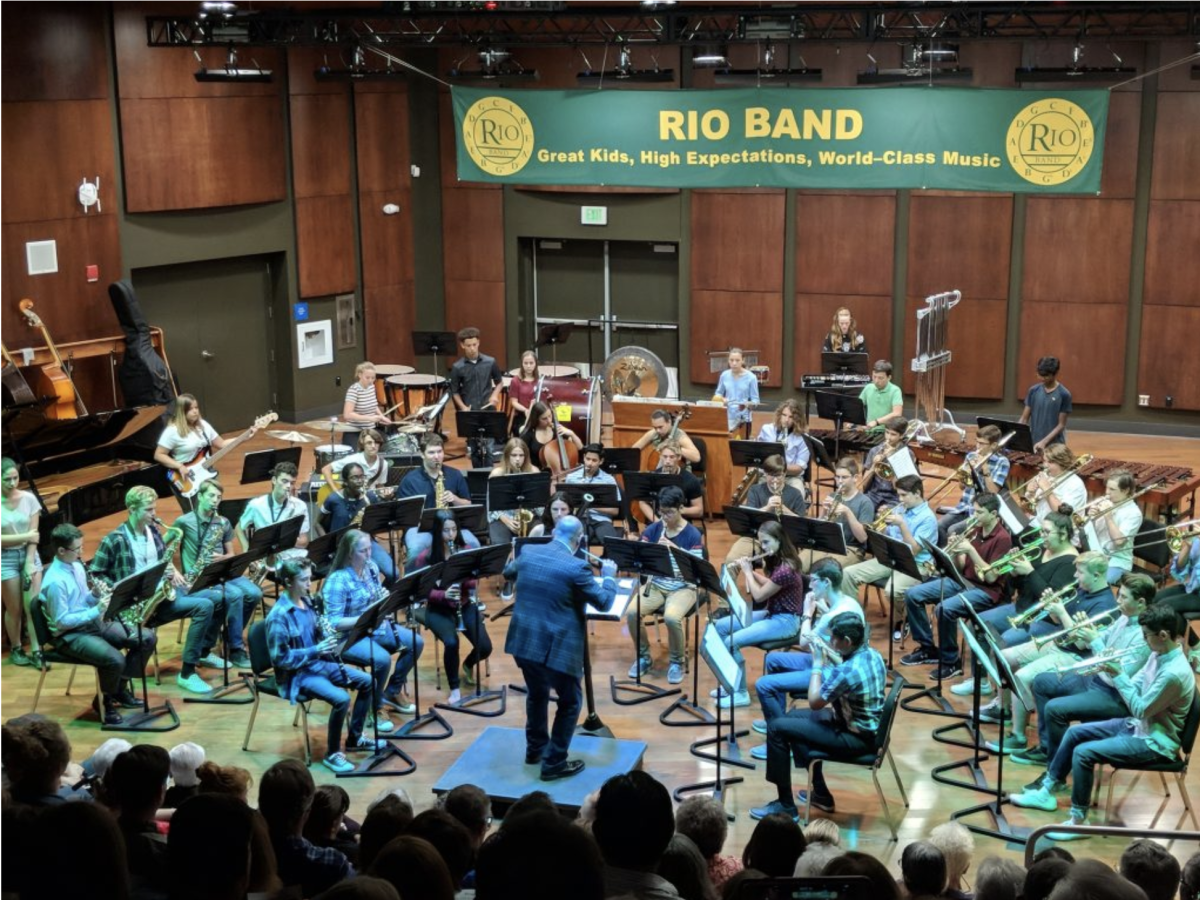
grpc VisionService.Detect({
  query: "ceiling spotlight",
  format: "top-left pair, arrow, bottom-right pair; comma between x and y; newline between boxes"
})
692,44 -> 728,68
577,43 -> 674,84
447,46 -> 538,82
194,46 -> 272,82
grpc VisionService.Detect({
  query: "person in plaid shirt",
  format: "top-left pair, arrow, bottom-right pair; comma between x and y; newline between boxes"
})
937,424 -> 1010,546
751,612 -> 886,822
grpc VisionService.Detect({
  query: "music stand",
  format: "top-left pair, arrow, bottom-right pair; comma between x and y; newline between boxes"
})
557,483 -> 620,544
455,409 -> 507,466
535,323 -> 573,369
387,564 -> 454,740
247,516 -> 305,560
996,494 -> 1032,538
864,528 -> 926,673
102,561 -> 180,732
722,505 -> 774,549
622,471 -> 685,523
729,440 -> 785,471
788,517 -> 847,572
307,526 -> 351,575
802,434 -> 838,507
977,417 -> 1035,455
486,472 -> 552,525
601,448 -> 642,477
183,549 -> 260,705
577,572 -> 639,737
814,391 -> 867,462
601,537 -> 682,706
360,497 -> 425,584
411,331 -> 457,380
240,448 -> 302,486
433,544 -> 512,717
659,550 -> 724,729
821,351 -> 870,376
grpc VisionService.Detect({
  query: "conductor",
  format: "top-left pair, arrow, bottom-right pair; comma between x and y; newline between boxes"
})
504,516 -> 618,781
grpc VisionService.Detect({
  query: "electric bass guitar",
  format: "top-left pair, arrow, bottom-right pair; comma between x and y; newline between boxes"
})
167,412 -> 277,498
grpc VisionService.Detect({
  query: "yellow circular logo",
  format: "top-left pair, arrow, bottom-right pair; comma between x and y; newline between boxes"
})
462,96 -> 534,177
1006,99 -> 1095,187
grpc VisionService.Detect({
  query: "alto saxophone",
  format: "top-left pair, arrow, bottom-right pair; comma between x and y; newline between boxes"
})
119,524 -> 185,629
435,470 -> 448,509
184,516 -> 226,588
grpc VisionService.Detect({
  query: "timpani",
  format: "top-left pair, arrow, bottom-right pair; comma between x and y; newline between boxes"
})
507,364 -> 581,380
385,373 -> 449,418
374,364 -> 415,409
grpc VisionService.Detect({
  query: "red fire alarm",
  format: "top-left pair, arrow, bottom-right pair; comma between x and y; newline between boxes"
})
86,265 -> 99,282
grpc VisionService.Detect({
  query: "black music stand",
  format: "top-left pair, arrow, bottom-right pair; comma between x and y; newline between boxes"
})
418,505 -> 486,538
455,410 -> 507,467
996,494 -> 1032,538
536,323 -> 574,369
729,440 -> 785,470
815,391 -> 867,463
240,448 -> 302,486
433,544 -> 512,717
622,471 -> 685,523
389,564 -> 454,740
900,539 -> 976,727
411,331 -> 457,380
360,497 -> 425,585
247,516 -> 305,561
944,603 -> 1033,845
722,506 -> 776,557
183,549 -> 261,705
557,483 -> 620,545
486,472 -> 552,529
307,526 -> 351,577
601,537 -> 681,706
102,561 -> 180,733
864,528 -> 925,673
977,417 -> 1034,455
659,550 -> 723,729
578,569 -> 637,738
788,517 -> 847,571
601,448 -> 642,477
802,434 -> 838,506
821,351 -> 870,376
333,593 -> 419,778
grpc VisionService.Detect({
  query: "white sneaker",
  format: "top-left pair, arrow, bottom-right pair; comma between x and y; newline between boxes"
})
447,688 -> 462,704
716,690 -> 750,709
198,653 -> 231,669
667,662 -> 684,684
710,686 -> 729,699
628,656 -> 652,679
950,678 -> 993,697
176,672 -> 213,694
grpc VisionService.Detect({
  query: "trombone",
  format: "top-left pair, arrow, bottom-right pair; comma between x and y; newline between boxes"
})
1134,519 -> 1200,553
1031,608 -> 1119,651
1014,453 -> 1094,512
1054,646 -> 1141,678
1071,481 -> 1164,529
871,419 -> 924,481
1007,580 -> 1078,629
925,430 -> 1018,506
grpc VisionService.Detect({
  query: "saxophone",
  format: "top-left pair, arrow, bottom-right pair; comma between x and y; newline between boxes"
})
111,524 -> 185,630
184,516 -> 226,588
435,470 -> 448,509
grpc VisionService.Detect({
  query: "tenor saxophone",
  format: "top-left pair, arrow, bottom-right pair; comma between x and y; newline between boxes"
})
184,516 -> 226,588
119,523 -> 185,629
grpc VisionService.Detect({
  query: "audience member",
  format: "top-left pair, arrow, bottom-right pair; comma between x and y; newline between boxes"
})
407,808 -> 475,889
22,800 -> 129,900
475,809 -> 605,900
195,760 -> 253,802
658,834 -> 719,900
794,842 -> 846,878
742,812 -> 807,878
259,758 -> 354,897
1024,857 -> 1075,900
592,770 -> 680,898
164,741 -> 205,808
168,793 -> 255,900
802,817 -> 842,847
1048,859 -> 1149,900
315,876 -> 401,900
501,788 -> 559,827
358,794 -> 415,873
1181,852 -> 1200,900
370,835 -> 456,900
1032,847 -> 1076,865
822,852 -> 902,900
306,784 -> 359,865
675,795 -> 743,891
1,713 -> 73,805
1119,841 -> 1181,900
973,857 -> 1025,900
928,822 -> 974,900
79,737 -> 133,792
441,782 -> 492,849
368,785 -> 414,814
720,869 -> 767,900
104,744 -> 171,894
901,841 -> 948,900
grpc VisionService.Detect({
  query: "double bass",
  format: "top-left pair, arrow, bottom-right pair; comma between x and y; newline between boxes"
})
18,299 -> 87,419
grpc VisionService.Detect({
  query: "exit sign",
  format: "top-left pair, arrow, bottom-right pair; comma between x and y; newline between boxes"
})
581,205 -> 608,226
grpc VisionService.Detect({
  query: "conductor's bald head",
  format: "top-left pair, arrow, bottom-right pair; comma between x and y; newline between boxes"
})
553,516 -> 585,549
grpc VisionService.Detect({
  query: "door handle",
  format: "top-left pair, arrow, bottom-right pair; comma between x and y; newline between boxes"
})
201,350 -> 215,360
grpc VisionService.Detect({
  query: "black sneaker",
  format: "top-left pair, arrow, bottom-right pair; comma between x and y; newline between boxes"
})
933,662 -> 964,680
795,789 -> 836,813
541,759 -> 585,781
1012,746 -> 1049,766
114,689 -> 142,709
900,649 -> 936,667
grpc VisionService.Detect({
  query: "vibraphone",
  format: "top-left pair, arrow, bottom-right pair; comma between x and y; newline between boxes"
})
809,427 -> 885,457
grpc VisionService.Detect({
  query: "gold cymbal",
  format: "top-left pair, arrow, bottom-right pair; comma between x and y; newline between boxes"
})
301,419 -> 362,434
266,429 -> 322,444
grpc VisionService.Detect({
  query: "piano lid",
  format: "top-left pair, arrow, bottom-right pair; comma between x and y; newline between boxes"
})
1,405 -> 166,470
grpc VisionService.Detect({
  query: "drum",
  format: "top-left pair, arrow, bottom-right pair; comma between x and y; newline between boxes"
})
373,364 -> 415,406
315,444 -> 352,469
383,431 -> 421,456
385,373 -> 449,418
538,377 -> 601,445
508,364 -> 580,379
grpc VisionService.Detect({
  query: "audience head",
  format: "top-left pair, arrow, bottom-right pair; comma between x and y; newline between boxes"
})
105,744 -> 170,820
1,714 -> 71,800
592,771 -> 676,871
441,783 -> 492,848
359,794 -> 415,872
901,840 -> 947,897
501,789 -> 559,828
258,759 -> 315,836
1120,840 -> 1181,900
406,808 -> 475,887
974,855 -> 1027,900
169,794 -> 255,900
169,742 -> 206,789
305,784 -> 352,845
1033,847 -> 1076,865
1182,851 -> 1200,900
794,842 -> 847,877
928,821 -> 974,890
84,737 -> 133,784
314,877 -> 401,900
822,852 -> 901,900
1049,858 -> 1149,900
722,869 -> 767,900
369,836 -> 456,900
368,786 -> 414,814
658,833 -> 718,900
196,761 -> 253,803
802,817 -> 841,847
675,795 -> 731,861
476,809 -> 604,900
22,800 -> 129,900
1025,857 -> 1076,900
742,812 -> 806,877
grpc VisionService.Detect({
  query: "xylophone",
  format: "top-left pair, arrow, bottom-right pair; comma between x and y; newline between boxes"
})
809,427 -> 885,457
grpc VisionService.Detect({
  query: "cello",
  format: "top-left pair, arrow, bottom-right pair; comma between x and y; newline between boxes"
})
18,299 -> 87,419
536,385 -> 581,483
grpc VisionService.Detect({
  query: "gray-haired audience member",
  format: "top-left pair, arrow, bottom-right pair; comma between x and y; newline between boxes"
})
794,842 -> 847,878
675,795 -> 743,890
973,856 -> 1026,900
928,821 -> 975,900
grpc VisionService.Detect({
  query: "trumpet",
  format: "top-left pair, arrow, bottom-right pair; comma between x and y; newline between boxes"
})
1054,646 -> 1141,678
1007,581 -> 1078,629
1031,608 -> 1119,651
944,512 -> 985,552
870,503 -> 904,531
822,483 -> 848,521
1072,481 -> 1164,529
872,420 -> 924,481
976,537 -> 1045,576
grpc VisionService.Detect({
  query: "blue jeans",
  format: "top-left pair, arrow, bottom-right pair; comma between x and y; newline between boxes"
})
517,658 -> 583,771
1047,717 -> 1165,816
404,528 -> 481,559
712,611 -> 800,689
765,706 -> 873,804
1033,674 -> 1126,757
756,651 -> 815,722
145,586 -> 215,667
343,623 -> 425,702
905,578 -> 993,664
293,659 -> 373,756
371,544 -> 398,586
201,576 -> 263,654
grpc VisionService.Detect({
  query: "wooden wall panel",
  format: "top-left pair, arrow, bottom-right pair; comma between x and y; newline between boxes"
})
355,90 -> 412,194
907,195 -> 1013,301
1,100 -> 117,223
2,3 -> 108,102
121,97 -> 287,212
295,195 -> 355,298
795,192 -> 895,296
290,93 -> 352,198
287,46 -> 351,96
793,293 -> 892,384
1,215 -> 122,344
1157,40 -> 1200,93
442,189 -> 505,282
1016,302 -> 1126,405
900,296 -> 1008,400
1151,93 -> 1200,200
1143,201 -> 1200,306
364,283 -> 416,366
1022,199 -> 1134,305
444,280 -> 506,365
690,290 -> 783,387
957,41 -> 1022,86
1137,305 -> 1200,411
1100,92 -> 1140,200
360,189 -> 415,289
691,191 -> 785,293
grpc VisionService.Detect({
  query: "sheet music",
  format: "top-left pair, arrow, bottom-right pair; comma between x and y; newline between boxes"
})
887,448 -> 918,481
701,621 -> 745,694
721,567 -> 750,627
586,577 -> 639,621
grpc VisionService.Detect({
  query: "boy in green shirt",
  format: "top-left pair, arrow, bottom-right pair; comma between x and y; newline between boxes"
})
859,360 -> 904,430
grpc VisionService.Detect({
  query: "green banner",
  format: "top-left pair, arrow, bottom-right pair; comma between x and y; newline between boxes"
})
453,86 -> 1109,194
